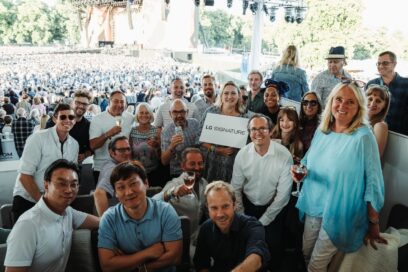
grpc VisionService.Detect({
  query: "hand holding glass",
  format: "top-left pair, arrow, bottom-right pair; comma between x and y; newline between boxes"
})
183,171 -> 196,198
292,164 -> 306,197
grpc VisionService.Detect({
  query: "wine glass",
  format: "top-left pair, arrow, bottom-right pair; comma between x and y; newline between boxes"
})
183,171 -> 196,198
115,116 -> 122,127
292,164 -> 306,197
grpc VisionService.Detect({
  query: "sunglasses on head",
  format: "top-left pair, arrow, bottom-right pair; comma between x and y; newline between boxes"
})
301,100 -> 318,107
280,106 -> 297,111
59,114 -> 75,121
341,78 -> 366,89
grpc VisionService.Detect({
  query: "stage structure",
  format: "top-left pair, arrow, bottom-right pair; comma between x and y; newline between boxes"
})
71,0 -> 198,50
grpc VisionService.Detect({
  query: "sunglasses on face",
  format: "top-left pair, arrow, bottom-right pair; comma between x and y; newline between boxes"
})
376,61 -> 394,67
301,100 -> 318,107
58,114 -> 75,121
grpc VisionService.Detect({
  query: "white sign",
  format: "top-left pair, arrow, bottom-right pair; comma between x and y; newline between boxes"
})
199,113 -> 249,148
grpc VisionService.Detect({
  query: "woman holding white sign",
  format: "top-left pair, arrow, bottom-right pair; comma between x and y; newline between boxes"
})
200,81 -> 250,183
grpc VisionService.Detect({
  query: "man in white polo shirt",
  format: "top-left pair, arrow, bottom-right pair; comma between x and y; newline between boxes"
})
5,159 -> 99,272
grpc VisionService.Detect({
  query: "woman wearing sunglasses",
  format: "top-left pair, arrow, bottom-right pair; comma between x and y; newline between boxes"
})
292,82 -> 387,271
299,91 -> 322,153
365,84 -> 391,158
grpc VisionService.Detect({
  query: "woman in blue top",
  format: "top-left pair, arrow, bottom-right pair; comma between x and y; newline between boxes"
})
271,45 -> 309,102
292,81 -> 387,271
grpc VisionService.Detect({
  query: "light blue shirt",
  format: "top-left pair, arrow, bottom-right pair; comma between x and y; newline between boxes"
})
296,126 -> 384,252
98,198 -> 182,272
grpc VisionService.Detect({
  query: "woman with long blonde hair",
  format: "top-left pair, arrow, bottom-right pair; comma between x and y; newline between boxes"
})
271,45 -> 309,102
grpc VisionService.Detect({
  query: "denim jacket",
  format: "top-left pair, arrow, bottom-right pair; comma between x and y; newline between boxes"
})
271,64 -> 309,102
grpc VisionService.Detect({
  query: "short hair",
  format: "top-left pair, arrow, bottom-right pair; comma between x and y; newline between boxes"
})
109,90 -> 125,100
379,51 -> 397,63
135,102 -> 154,123
108,135 -> 129,151
201,74 -> 214,83
4,115 -> 12,125
204,180 -> 236,205
365,85 -> 391,126
181,147 -> 203,164
16,108 -> 26,118
74,89 -> 92,101
247,113 -> 274,131
170,98 -> 187,112
44,159 -> 80,182
3,97 -> 9,104
320,83 -> 368,134
247,70 -> 263,82
110,160 -> 147,189
171,77 -> 183,85
54,103 -> 72,116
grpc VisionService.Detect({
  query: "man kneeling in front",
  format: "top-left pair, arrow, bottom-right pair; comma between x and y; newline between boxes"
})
97,160 -> 182,272
5,159 -> 99,272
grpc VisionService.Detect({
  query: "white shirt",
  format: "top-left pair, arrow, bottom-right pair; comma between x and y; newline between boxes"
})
89,111 -> 134,171
231,141 -> 293,226
5,198 -> 87,272
153,97 -> 200,128
13,126 -> 79,202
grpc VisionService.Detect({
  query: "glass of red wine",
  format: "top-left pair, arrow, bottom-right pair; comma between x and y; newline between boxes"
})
292,164 -> 306,197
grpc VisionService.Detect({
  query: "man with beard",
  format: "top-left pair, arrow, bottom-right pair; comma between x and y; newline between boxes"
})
5,159 -> 99,272
153,148 -> 207,241
154,77 -> 200,129
247,70 -> 266,113
46,90 -> 93,163
12,103 -> 79,221
194,75 -> 217,118
161,99 -> 200,178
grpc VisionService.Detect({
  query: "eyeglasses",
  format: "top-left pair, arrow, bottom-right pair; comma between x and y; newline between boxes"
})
301,100 -> 318,107
171,110 -> 187,116
376,61 -> 394,67
249,127 -> 270,133
59,114 -> 75,121
74,100 -> 90,107
114,147 -> 131,153
341,78 -> 366,88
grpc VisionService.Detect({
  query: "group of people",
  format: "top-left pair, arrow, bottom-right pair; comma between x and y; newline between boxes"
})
0,45 -> 405,272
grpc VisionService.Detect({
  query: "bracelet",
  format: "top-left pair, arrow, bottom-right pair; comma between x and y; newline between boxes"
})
368,217 -> 379,224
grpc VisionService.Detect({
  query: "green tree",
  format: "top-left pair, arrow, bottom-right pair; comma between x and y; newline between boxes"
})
200,9 -> 234,48
0,0 -> 17,44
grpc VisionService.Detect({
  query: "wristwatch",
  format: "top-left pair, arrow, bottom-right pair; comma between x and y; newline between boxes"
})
167,187 -> 178,201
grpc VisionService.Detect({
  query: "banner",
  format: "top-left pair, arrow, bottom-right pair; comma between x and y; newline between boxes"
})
199,113 -> 249,148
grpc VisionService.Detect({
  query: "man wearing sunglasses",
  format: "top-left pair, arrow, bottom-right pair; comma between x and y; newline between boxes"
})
94,136 -> 132,216
46,90 -> 93,163
366,51 -> 408,135
12,103 -> 79,221
311,46 -> 351,107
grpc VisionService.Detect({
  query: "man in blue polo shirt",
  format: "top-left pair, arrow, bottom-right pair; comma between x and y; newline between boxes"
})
98,160 -> 182,272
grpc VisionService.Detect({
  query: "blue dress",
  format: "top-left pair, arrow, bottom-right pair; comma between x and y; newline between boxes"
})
296,125 -> 384,252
